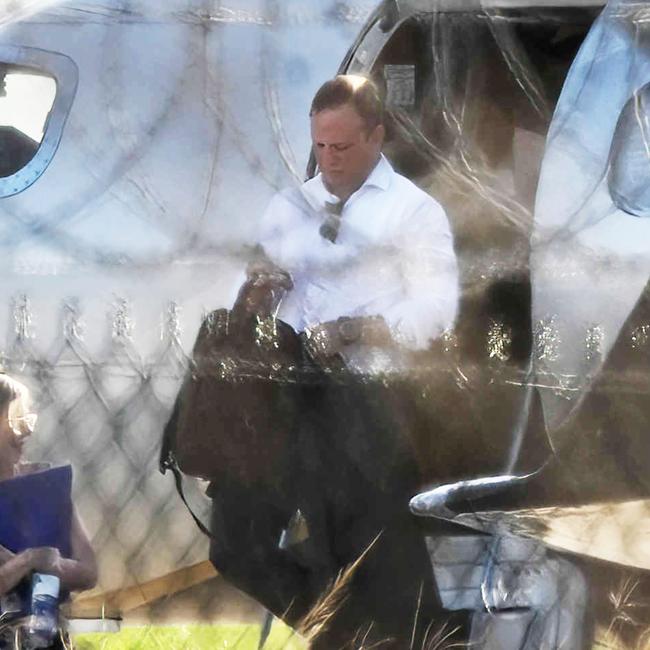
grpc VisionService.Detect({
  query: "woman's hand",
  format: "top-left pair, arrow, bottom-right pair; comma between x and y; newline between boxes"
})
0,546 -> 60,595
1,511 -> 97,596
26,546 -> 63,575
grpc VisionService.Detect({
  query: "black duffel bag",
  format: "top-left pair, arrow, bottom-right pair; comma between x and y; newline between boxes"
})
159,262 -> 334,622
158,259 -> 442,646
160,262 -> 304,490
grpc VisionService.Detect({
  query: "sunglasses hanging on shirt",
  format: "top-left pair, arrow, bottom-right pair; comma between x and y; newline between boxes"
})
320,200 -> 345,243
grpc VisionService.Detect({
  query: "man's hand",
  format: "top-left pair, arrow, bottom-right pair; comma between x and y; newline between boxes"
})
304,316 -> 394,363
339,316 -> 393,347
232,255 -> 293,319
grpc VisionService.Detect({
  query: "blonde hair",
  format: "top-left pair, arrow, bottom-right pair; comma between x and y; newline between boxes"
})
0,374 -> 32,420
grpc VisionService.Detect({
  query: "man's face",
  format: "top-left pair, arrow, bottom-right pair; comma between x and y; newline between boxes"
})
311,103 -> 384,200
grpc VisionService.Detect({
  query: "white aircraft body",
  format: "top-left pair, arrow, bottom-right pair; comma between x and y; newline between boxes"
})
6,0 -> 650,638
0,0 -> 373,602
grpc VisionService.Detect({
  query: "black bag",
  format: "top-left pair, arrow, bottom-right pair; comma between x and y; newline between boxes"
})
160,260 -> 305,492
159,271 -> 443,647
161,308 -> 305,486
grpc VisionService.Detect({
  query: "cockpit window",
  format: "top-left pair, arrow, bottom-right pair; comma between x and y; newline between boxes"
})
0,46 -> 78,199
0,66 -> 56,178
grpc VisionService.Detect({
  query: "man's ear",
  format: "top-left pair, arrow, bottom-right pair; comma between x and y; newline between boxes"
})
370,123 -> 385,148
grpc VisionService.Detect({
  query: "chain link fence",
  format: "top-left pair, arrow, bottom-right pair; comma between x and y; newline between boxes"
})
4,295 -> 213,601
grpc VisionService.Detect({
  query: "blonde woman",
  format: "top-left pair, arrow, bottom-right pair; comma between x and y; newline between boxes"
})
0,374 -> 97,598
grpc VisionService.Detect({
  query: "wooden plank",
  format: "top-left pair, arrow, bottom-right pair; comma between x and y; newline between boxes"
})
67,560 -> 218,619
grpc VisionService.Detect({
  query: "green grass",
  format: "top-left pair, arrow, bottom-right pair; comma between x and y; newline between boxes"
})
72,623 -> 307,650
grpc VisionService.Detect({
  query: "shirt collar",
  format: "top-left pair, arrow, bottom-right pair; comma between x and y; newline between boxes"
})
303,153 -> 394,208
362,153 -> 392,192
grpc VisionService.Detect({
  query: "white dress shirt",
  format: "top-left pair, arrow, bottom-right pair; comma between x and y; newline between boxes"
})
259,155 -> 459,371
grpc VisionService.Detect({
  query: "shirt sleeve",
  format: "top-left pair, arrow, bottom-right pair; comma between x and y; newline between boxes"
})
258,191 -> 288,262
257,188 -> 316,272
383,197 -> 460,350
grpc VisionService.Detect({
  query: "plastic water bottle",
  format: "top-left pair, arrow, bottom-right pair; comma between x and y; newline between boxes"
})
24,573 -> 60,649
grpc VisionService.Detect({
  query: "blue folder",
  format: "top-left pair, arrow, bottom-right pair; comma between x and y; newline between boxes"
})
0,464 -> 72,558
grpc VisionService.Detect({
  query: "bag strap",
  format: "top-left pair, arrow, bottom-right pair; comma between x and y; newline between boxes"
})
165,455 -> 215,540
160,400 -> 214,539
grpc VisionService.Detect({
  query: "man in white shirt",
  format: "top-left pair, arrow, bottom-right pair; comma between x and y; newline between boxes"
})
259,75 -> 459,372
210,76 -> 462,649
266,75 -> 461,642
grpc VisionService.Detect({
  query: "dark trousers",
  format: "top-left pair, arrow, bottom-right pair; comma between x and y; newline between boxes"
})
209,374 -> 444,649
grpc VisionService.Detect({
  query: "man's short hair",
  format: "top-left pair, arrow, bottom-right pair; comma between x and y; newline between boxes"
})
310,75 -> 384,132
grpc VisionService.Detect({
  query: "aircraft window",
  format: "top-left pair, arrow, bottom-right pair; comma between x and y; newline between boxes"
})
0,67 -> 56,178
0,46 -> 78,199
